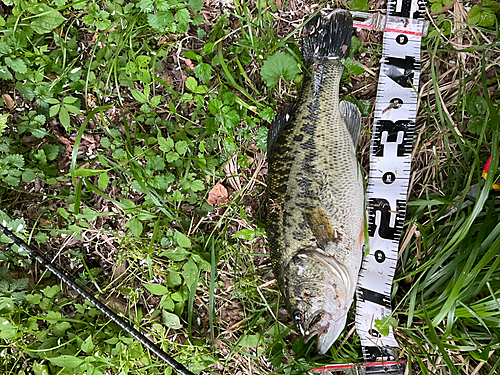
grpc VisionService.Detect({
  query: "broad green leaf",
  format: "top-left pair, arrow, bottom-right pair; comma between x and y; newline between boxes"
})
468,5 -> 483,25
147,155 -> 166,171
98,172 -> 109,190
175,8 -> 190,32
233,228 -> 257,241
466,94 -> 488,116
193,13 -> 204,26
431,3 -> 442,13
50,104 -> 60,117
29,5 -> 66,34
189,179 -> 204,192
128,217 -> 143,237
343,57 -> 364,76
175,140 -> 188,155
65,104 -> 81,114
25,294 -> 42,304
238,334 -> 261,348
166,151 -> 179,162
348,0 -> 370,11
63,96 -> 78,104
256,126 -> 268,151
131,89 -> 148,103
260,52 -> 300,87
159,247 -> 190,261
143,283 -> 169,295
158,136 -> 174,152
175,230 -> 191,248
0,65 -> 13,80
182,257 -> 198,290
74,169 -> 106,177
139,0 -> 154,12
162,310 -> 182,329
147,11 -> 174,32
41,144 -> 59,160
33,362 -> 49,375
167,269 -> 182,287
46,311 -> 62,324
4,57 -> 27,74
43,285 -> 60,298
375,316 -> 398,336
194,63 -> 212,84
34,232 -> 49,243
205,117 -> 217,135
0,318 -> 16,339
81,336 -> 94,354
47,355 -> 84,368
186,77 -> 198,92
208,99 -> 223,115
59,106 -> 70,129
188,0 -> 203,11
6,154 -> 24,168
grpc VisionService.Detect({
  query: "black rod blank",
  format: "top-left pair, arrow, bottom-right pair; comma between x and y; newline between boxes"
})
0,223 -> 194,375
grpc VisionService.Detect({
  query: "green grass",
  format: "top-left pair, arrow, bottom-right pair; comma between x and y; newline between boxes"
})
0,0 -> 500,374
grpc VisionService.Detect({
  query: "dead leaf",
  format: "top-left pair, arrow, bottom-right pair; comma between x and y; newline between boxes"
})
207,182 -> 229,206
185,58 -> 195,71
111,261 -> 128,282
2,93 -> 15,109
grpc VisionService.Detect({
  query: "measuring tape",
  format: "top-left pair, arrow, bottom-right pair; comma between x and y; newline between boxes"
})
355,0 -> 426,367
311,2 -> 426,372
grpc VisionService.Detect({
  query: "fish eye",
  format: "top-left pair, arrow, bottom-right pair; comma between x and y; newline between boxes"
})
293,310 -> 304,324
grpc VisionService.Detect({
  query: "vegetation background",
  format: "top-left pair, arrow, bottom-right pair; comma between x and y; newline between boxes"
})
0,0 -> 499,374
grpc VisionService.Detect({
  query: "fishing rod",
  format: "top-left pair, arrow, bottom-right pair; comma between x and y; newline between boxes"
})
0,223 -> 194,375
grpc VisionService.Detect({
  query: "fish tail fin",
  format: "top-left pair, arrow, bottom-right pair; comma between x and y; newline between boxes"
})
303,10 -> 353,63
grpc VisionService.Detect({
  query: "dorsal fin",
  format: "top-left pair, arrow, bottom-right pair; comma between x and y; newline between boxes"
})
340,100 -> 362,149
267,103 -> 296,156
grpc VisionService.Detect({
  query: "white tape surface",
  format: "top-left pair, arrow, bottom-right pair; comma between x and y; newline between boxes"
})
355,0 -> 425,359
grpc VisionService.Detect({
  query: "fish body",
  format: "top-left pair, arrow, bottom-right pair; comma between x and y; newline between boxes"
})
266,10 -> 364,354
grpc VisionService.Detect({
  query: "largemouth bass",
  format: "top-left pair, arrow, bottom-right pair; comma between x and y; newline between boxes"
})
266,10 -> 364,354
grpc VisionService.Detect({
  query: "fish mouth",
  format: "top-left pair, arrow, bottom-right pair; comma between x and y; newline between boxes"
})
302,310 -> 344,354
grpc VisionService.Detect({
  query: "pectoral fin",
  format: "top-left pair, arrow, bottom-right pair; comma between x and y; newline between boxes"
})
340,100 -> 362,149
306,208 -> 342,250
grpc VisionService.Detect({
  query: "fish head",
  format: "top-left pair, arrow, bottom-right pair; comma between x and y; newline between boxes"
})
283,250 -> 354,354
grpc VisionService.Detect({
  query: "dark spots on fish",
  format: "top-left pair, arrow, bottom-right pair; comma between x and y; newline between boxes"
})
298,176 -> 312,194
302,151 -> 317,176
294,201 -> 313,210
300,119 -> 317,136
293,134 -> 304,142
301,137 -> 315,150
292,230 -> 308,241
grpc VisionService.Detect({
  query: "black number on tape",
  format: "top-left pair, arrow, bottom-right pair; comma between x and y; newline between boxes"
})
368,198 -> 407,241
382,171 -> 396,184
386,56 -> 419,88
388,0 -> 426,19
396,34 -> 409,45
374,250 -> 386,263
358,287 -> 392,309
372,120 -> 414,158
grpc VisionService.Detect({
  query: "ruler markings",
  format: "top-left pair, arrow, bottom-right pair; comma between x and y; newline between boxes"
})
356,0 -> 424,362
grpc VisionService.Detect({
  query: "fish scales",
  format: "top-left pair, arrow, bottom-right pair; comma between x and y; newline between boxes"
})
266,10 -> 364,354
